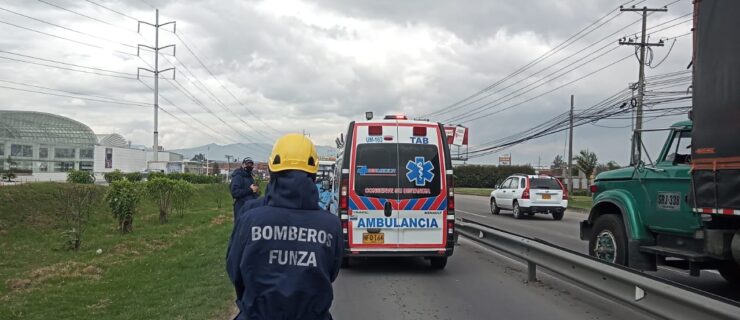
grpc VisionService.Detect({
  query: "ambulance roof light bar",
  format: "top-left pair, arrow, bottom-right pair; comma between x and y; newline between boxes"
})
384,114 -> 408,120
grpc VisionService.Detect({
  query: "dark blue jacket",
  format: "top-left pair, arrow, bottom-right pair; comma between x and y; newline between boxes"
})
231,167 -> 258,215
226,171 -> 343,320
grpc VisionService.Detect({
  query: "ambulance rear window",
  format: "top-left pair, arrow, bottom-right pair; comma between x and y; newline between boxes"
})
353,143 -> 441,200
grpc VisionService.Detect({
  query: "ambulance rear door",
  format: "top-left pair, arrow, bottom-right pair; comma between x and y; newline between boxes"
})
396,124 -> 447,249
348,122 -> 401,250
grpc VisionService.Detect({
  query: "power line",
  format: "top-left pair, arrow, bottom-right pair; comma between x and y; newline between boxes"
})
0,6 -> 137,49
0,55 -> 137,80
0,83 -> 149,107
36,0 -> 135,33
424,1 -> 636,118
0,78 -> 150,106
0,18 -> 135,56
84,0 -> 139,21
171,31 -> 281,137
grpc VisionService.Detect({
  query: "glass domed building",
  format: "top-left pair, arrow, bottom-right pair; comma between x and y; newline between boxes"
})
0,110 -> 97,176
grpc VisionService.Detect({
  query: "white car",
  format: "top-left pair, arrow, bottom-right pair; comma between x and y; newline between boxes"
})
489,174 -> 568,220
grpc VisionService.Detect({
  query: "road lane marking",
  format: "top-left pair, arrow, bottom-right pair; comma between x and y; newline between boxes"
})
457,209 -> 488,218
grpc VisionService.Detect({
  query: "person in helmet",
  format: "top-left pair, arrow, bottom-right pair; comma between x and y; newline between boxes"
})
318,180 -> 333,210
230,157 -> 259,219
226,134 -> 343,320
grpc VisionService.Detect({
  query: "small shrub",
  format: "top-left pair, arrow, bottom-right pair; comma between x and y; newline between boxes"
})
206,183 -> 229,209
125,172 -> 143,182
147,171 -> 166,180
172,180 -> 196,218
104,170 -> 125,183
67,170 -> 95,184
55,184 -> 102,250
146,178 -> 179,223
105,180 -> 143,234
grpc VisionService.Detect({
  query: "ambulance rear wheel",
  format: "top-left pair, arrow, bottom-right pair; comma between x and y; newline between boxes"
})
430,257 -> 448,270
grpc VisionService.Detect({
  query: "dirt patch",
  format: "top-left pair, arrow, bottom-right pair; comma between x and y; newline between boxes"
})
111,243 -> 142,256
210,214 -> 229,226
142,239 -> 170,251
86,298 -> 111,310
5,262 -> 103,293
27,261 -> 103,283
173,226 -> 194,238
5,278 -> 31,291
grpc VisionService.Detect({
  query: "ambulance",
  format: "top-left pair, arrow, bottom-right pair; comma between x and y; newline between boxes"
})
335,114 -> 455,269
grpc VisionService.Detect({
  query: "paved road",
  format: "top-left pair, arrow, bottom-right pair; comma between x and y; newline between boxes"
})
455,194 -> 740,303
332,238 -> 650,320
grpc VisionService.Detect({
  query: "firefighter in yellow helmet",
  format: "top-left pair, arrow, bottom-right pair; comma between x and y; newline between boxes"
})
227,134 -> 342,320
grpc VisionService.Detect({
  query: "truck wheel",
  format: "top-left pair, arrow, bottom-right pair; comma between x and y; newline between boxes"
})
552,211 -> 564,221
718,261 -> 740,285
512,202 -> 523,219
430,257 -> 448,270
490,198 -> 501,215
588,214 -> 627,266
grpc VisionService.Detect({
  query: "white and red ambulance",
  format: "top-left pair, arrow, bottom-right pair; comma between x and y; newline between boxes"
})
335,114 -> 455,269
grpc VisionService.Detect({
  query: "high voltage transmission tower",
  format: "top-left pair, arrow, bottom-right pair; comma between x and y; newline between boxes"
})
618,5 -> 667,165
137,9 -> 176,162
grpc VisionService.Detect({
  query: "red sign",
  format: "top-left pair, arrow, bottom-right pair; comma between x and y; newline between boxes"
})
444,125 -> 469,145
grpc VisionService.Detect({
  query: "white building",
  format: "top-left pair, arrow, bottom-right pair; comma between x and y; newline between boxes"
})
0,110 -> 185,182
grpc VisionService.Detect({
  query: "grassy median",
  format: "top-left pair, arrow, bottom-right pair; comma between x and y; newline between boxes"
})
455,187 -> 592,211
0,182 -> 235,320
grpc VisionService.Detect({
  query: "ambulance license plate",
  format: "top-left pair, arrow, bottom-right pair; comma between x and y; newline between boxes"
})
542,194 -> 551,200
363,233 -> 384,244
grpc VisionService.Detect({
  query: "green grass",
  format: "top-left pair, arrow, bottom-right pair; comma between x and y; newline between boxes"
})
0,182 -> 235,320
568,195 -> 593,211
455,187 -> 593,211
455,187 -> 493,197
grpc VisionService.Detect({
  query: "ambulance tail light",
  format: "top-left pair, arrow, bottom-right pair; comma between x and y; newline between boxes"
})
521,177 -> 530,200
447,173 -> 455,212
368,126 -> 383,136
341,220 -> 348,234
447,219 -> 455,235
412,126 -> 427,136
339,178 -> 348,210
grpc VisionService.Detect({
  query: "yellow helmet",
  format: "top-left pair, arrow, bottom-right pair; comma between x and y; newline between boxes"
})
268,134 -> 319,174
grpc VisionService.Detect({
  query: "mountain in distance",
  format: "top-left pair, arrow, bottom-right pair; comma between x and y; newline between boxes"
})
170,143 -> 338,162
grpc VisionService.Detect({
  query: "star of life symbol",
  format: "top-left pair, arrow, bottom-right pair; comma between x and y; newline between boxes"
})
405,156 -> 434,186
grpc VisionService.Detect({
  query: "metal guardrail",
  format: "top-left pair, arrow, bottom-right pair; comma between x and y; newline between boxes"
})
456,218 -> 740,320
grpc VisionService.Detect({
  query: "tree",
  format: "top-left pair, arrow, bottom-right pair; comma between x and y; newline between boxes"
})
55,184 -> 102,250
606,161 -> 621,170
211,161 -> 220,175
105,180 -> 143,234
574,149 -> 598,183
191,153 -> 206,163
551,155 -> 565,170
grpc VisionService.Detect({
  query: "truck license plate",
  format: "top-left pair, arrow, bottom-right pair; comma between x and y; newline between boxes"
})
542,194 -> 551,200
363,233 -> 384,244
657,192 -> 681,211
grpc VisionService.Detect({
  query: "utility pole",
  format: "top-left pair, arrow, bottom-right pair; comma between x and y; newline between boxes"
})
568,95 -> 574,192
137,9 -> 176,163
225,154 -> 233,180
618,5 -> 666,165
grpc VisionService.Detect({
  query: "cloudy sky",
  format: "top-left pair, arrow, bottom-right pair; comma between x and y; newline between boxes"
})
0,0 -> 694,166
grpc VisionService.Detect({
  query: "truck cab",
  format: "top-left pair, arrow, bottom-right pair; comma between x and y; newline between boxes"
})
580,121 -> 740,285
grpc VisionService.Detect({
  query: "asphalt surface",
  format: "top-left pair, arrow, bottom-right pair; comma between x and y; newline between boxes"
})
331,238 -> 651,320
330,195 -> 660,320
454,194 -> 740,303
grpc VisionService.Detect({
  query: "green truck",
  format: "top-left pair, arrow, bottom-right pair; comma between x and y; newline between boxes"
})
580,1 -> 740,285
